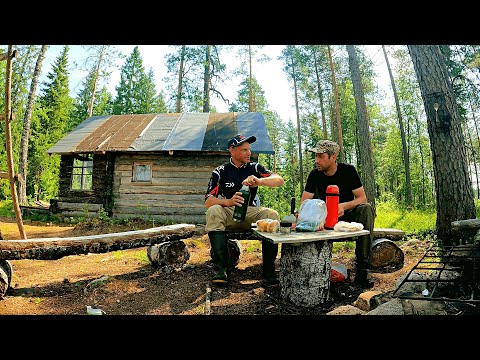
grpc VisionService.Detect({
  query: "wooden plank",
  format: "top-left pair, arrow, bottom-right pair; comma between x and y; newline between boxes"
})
113,205 -> 205,215
253,229 -> 370,244
114,198 -> 204,208
372,228 -> 405,240
117,193 -> 205,202
115,169 -> 211,179
116,164 -> 215,172
0,224 -> 196,260
117,184 -> 206,194
57,202 -> 103,211
118,176 -> 208,186
112,213 -> 204,224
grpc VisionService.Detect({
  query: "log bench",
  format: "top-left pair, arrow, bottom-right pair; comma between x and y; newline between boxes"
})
0,223 -> 196,298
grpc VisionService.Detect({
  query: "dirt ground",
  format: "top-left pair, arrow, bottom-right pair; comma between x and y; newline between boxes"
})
0,216 -> 432,316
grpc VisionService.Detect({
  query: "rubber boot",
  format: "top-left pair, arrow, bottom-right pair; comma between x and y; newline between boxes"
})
261,240 -> 279,286
208,231 -> 229,284
354,234 -> 374,288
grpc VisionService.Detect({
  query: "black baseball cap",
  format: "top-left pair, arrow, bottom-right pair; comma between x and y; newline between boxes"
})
227,134 -> 257,149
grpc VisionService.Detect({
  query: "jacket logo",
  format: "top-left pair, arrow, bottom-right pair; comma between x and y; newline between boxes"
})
225,182 -> 235,187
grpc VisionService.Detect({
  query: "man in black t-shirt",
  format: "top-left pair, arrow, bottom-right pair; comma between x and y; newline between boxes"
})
205,134 -> 285,285
301,140 -> 375,288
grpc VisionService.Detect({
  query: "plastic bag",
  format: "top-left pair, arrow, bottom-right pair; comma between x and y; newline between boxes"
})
295,199 -> 327,232
330,262 -> 348,283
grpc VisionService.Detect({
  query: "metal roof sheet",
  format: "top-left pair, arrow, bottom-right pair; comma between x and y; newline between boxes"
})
47,112 -> 274,155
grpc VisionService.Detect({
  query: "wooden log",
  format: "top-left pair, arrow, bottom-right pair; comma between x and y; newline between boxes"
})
280,240 -> 333,307
373,228 -> 405,240
209,239 -> 242,267
147,241 -> 190,268
0,224 -> 196,260
368,238 -> 404,273
0,260 -> 12,298
451,219 -> 480,230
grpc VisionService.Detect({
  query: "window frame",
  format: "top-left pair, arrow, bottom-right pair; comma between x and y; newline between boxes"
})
70,154 -> 94,191
132,161 -> 153,183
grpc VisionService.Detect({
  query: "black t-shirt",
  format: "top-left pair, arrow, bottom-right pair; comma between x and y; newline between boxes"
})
205,158 -> 273,206
304,163 -> 363,203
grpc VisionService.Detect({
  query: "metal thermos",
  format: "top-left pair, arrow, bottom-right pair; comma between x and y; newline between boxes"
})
325,185 -> 339,229
281,197 -> 297,228
233,185 -> 250,222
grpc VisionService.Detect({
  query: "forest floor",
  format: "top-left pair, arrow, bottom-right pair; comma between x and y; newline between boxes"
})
0,216 -> 434,316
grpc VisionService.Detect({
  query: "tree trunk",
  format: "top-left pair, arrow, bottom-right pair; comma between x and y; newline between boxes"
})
202,45 -> 211,113
176,45 -> 185,113
18,45 -> 48,205
3,45 -> 26,239
408,45 -> 476,245
289,46 -> 305,193
327,45 -> 344,161
88,45 -> 105,117
0,224 -> 195,260
313,46 -> 328,138
280,241 -> 332,307
249,45 -> 254,112
382,45 -> 412,207
346,45 -> 377,216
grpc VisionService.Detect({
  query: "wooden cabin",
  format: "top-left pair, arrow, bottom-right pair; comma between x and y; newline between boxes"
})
47,112 -> 275,224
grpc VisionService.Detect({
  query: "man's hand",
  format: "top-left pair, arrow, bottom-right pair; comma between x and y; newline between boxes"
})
242,175 -> 262,187
230,192 -> 245,207
338,203 -> 346,217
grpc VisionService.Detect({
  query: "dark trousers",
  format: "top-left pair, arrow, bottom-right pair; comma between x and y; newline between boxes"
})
339,203 -> 375,269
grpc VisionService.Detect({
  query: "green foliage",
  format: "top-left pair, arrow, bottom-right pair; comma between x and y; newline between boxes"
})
112,46 -> 166,114
375,201 -> 436,234
0,200 -> 14,217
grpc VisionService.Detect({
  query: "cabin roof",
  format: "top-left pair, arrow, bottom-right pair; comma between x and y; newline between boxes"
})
47,112 -> 275,155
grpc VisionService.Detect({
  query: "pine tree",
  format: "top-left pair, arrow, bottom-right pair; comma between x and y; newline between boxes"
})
112,46 -> 166,114
28,45 -> 73,200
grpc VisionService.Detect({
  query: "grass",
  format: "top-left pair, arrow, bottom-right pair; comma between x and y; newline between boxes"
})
375,202 -> 436,235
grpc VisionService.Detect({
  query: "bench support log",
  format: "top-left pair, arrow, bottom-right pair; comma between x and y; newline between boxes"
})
147,241 -> 190,269
280,240 -> 333,307
369,238 -> 404,273
0,260 -> 12,298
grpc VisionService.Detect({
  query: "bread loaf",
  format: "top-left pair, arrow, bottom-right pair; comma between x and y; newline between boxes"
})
256,219 -> 280,233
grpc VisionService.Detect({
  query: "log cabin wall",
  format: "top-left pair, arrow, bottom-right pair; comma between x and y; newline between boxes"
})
111,152 -> 249,224
56,154 -> 113,218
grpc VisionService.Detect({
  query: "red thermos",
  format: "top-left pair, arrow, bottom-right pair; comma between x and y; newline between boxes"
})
325,185 -> 339,229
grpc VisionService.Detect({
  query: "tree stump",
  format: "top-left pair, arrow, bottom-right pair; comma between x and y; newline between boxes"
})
280,240 -> 333,307
147,241 -> 190,269
0,260 -> 12,298
369,238 -> 404,273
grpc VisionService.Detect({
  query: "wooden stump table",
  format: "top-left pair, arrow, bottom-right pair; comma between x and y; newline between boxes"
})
253,229 -> 370,308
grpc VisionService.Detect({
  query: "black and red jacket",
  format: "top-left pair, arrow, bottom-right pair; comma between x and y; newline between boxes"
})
205,158 -> 273,206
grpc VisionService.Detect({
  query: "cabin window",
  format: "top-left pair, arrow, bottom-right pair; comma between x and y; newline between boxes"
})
133,162 -> 152,182
71,154 -> 93,190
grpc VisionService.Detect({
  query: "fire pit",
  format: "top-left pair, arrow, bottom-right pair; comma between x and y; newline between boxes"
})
392,243 -> 480,308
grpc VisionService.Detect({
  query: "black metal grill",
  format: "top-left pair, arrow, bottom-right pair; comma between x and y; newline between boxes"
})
392,243 -> 480,304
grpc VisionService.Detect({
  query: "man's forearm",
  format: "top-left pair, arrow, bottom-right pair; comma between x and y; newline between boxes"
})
261,174 -> 284,188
